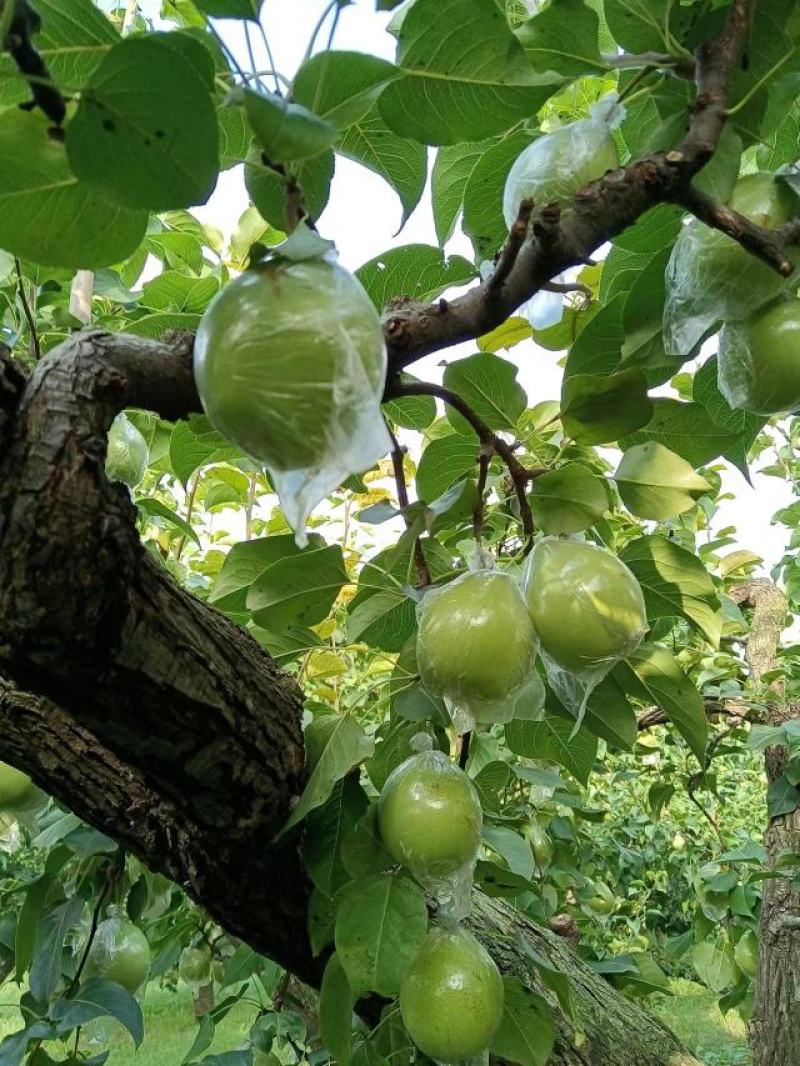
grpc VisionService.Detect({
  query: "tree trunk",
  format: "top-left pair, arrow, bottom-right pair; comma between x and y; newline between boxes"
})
732,582 -> 800,1066
0,337 -> 702,1063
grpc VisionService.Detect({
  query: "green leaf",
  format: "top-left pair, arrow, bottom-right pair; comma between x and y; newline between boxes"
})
169,416 -> 243,486
281,716 -> 374,835
515,936 -> 575,1022
416,434 -> 480,502
183,1013 -> 215,1064
561,369 -> 653,445
382,374 -> 437,430
245,146 -> 334,231
338,106 -> 427,228
247,543 -> 348,630
693,125 -> 744,202
768,773 -> 800,818
51,977 -> 144,1047
582,671 -> 637,751
517,0 -> 605,77
614,442 -> 711,520
462,131 -> 535,259
505,714 -> 598,784
443,352 -> 527,433
0,110 -> 146,270
490,976 -> 555,1066
619,535 -> 722,648
293,52 -> 400,129
334,872 -> 428,997
136,498 -> 201,548
620,643 -> 708,760
0,1021 -> 55,1066
431,141 -> 489,245
142,272 -> 220,314
621,400 -> 744,469
529,462 -> 609,534
356,245 -> 474,310
304,776 -> 369,896
378,0 -> 563,144
210,534 -> 326,612
482,826 -> 534,879
604,0 -> 672,52
693,937 -> 737,993
66,32 -> 219,211
30,896 -> 85,1003
692,357 -> 767,476
563,296 -> 624,379
319,954 -> 356,1066
192,0 -> 261,17
237,88 -> 337,163
15,875 -> 56,984
347,588 -> 416,653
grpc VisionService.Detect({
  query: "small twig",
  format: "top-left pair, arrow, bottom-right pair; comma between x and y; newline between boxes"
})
617,64 -> 657,103
386,420 -> 430,587
603,50 -> 696,79
244,475 -> 257,541
175,470 -> 200,561
676,185 -> 800,277
489,199 -> 533,295
272,969 -> 292,1011
473,450 -> 491,543
303,0 -> 338,62
385,379 -> 545,544
637,697 -> 759,730
69,857 -> 121,995
458,731 -> 471,770
687,772 -> 726,848
13,258 -> 40,361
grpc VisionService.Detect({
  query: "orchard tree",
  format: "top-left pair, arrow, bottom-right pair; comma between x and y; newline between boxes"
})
2,1 -> 800,1065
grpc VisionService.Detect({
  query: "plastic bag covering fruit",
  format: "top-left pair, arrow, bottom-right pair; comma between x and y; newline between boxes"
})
664,173 -> 800,357
379,740 -> 482,879
86,916 -> 150,994
718,297 -> 800,414
503,94 -> 622,229
194,255 -> 390,545
105,413 -> 148,488
179,945 -> 212,987
400,922 -> 504,1062
523,538 -> 647,679
0,762 -> 40,814
416,569 -> 538,730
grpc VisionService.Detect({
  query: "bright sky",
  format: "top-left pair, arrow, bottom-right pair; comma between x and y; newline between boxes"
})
169,0 -> 794,578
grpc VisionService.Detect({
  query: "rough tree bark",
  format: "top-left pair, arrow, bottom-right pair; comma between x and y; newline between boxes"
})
732,582 -> 800,1066
0,1 -> 778,1061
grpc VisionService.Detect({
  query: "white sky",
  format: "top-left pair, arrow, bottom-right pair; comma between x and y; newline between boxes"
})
181,0 -> 795,577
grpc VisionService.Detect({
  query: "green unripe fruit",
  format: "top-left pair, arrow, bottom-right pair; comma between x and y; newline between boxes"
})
585,883 -> 615,916
416,570 -> 537,713
105,413 -> 148,488
503,118 -> 619,228
665,173 -> 799,356
735,930 -> 758,978
672,832 -> 686,852
194,258 -> 386,473
86,918 -> 150,994
526,822 -> 554,869
524,539 -> 646,676
379,749 -> 481,877
719,297 -> 800,415
179,945 -> 212,985
0,762 -> 40,813
400,925 -> 504,1061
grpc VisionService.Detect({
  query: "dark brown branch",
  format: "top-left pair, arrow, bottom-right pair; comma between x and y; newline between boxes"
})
385,378 -> 544,542
487,198 -> 533,296
386,420 -> 430,587
676,186 -> 800,276
383,0 -> 758,374
637,697 -> 758,731
603,51 -> 697,80
2,0 -> 67,125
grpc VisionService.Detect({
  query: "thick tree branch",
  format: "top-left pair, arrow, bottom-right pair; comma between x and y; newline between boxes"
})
383,0 -> 763,374
1,0 -> 67,125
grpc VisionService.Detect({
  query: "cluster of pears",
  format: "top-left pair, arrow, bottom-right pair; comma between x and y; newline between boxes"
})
666,172 -> 800,415
378,740 -> 505,1062
417,540 -> 647,726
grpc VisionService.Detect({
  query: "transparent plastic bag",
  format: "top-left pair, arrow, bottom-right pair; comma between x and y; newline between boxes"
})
105,412 -> 148,488
503,94 -> 623,228
85,911 -> 151,994
195,252 -> 391,547
718,298 -> 800,415
416,566 -> 539,733
378,735 -> 481,919
399,920 -> 504,1064
664,173 -> 800,357
522,537 -> 647,719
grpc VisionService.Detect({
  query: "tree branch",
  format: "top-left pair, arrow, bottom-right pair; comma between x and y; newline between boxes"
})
2,0 -> 67,125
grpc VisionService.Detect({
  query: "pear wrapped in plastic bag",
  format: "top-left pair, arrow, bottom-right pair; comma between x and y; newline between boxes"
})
718,297 -> 800,415
664,173 -> 800,357
379,734 -> 481,917
503,94 -> 622,228
194,242 -> 390,545
105,413 -> 148,488
85,912 -> 151,994
416,567 -> 539,731
522,537 -> 647,716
